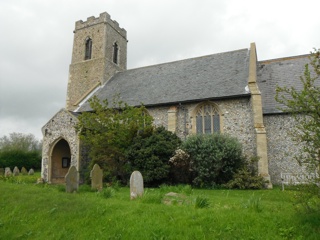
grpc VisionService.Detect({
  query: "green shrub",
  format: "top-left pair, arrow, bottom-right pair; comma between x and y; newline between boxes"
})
181,134 -> 244,187
169,148 -> 192,184
225,156 -> 266,189
225,167 -> 266,189
126,127 -> 181,186
0,149 -> 41,170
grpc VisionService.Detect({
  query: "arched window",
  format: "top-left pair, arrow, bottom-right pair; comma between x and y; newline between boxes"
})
195,103 -> 220,134
113,42 -> 118,64
85,38 -> 92,60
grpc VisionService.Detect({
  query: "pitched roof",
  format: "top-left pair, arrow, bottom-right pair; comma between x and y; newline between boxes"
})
78,48 -> 251,112
257,55 -> 310,114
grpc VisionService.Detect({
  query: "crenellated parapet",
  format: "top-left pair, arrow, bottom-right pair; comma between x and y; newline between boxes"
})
75,12 -> 127,39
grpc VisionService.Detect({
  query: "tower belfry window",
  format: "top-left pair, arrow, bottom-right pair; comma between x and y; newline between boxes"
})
113,42 -> 118,64
85,38 -> 92,60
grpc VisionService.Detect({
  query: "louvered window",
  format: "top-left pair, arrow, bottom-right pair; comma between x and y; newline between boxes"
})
113,43 -> 118,64
85,38 -> 92,60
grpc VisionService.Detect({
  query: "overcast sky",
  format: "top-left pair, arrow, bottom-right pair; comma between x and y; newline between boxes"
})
0,0 -> 319,140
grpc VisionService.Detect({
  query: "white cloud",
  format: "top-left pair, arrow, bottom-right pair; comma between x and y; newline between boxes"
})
0,0 -> 319,139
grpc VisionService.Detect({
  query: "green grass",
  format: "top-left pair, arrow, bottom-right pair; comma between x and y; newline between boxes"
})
0,175 -> 320,239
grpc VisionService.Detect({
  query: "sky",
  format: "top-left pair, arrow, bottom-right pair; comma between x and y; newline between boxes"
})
0,0 -> 319,140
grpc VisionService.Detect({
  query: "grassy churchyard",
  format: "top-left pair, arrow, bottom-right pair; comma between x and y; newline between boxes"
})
0,174 -> 320,240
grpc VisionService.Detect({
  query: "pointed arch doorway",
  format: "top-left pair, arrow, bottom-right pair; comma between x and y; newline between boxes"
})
50,139 -> 71,183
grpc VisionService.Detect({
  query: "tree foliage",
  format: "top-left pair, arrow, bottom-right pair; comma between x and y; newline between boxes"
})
0,133 -> 41,152
275,49 -> 320,173
126,126 -> 181,186
0,133 -> 42,169
76,96 -> 154,183
181,134 -> 245,187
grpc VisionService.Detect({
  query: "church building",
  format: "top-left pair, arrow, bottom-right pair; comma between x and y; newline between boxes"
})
41,12 -> 310,186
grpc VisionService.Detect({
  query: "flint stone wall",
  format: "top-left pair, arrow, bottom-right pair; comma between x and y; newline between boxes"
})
148,98 -> 256,158
41,109 -> 80,182
264,114 -> 308,184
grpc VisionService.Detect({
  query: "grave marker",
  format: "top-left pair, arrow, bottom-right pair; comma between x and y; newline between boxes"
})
28,168 -> 34,175
13,166 -> 20,176
90,164 -> 103,191
130,171 -> 144,199
21,167 -> 28,175
65,166 -> 79,193
5,167 -> 12,177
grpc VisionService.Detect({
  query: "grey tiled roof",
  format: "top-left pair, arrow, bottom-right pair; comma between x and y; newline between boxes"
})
257,55 -> 310,114
78,49 -> 251,111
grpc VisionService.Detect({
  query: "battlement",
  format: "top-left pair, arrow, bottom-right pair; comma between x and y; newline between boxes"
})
75,12 -> 127,38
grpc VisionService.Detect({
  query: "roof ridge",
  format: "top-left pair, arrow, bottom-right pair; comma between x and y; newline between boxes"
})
126,48 -> 249,72
259,54 -> 310,64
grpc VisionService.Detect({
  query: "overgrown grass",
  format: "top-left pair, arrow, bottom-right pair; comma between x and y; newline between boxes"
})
0,175 -> 320,239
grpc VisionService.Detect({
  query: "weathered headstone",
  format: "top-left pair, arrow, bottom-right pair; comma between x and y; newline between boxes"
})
13,166 -> 20,176
90,164 -> 103,191
0,168 -> 4,176
21,167 -> 28,175
5,167 -> 12,177
65,166 -> 79,193
28,168 -> 34,175
130,171 -> 144,200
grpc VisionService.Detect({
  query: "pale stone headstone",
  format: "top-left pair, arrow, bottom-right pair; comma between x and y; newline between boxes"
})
28,168 -> 34,175
90,164 -> 103,191
65,166 -> 79,193
21,167 -> 28,175
5,167 -> 12,177
130,171 -> 144,200
0,168 -> 4,176
13,166 -> 20,176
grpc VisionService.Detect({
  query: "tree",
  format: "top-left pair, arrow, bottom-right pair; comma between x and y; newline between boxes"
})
76,96 -> 154,183
275,49 -> 320,175
0,133 -> 42,169
126,126 -> 181,186
0,132 -> 41,152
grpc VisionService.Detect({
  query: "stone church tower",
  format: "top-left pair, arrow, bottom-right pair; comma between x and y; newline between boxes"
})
66,12 -> 127,111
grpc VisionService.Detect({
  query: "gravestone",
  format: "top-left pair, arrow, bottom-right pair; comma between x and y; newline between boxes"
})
65,166 -> 79,193
28,168 -> 34,175
90,164 -> 103,191
130,171 -> 144,200
13,166 -> 20,176
21,167 -> 28,175
5,167 -> 12,177
0,168 -> 4,176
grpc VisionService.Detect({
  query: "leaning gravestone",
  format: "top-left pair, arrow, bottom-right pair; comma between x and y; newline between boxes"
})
90,164 -> 103,191
28,168 -> 34,175
0,168 -> 4,176
65,166 -> 79,193
21,167 -> 28,175
13,166 -> 20,176
5,167 -> 12,177
130,171 -> 144,200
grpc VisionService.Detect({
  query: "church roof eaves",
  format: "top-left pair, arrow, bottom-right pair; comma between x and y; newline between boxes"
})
78,48 -> 251,112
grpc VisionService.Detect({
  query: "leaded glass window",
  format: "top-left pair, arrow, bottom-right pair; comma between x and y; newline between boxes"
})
195,103 -> 220,134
